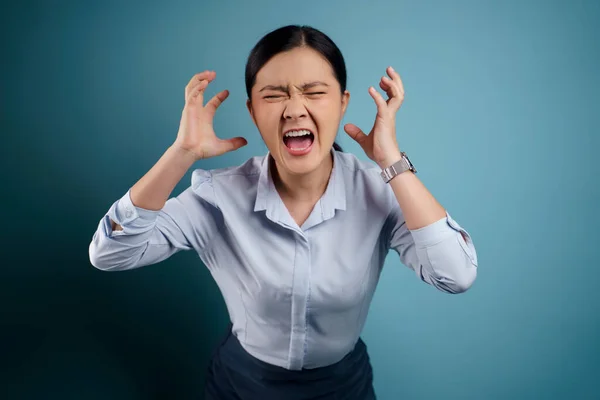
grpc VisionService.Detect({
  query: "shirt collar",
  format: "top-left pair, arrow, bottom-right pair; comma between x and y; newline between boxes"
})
253,148 -> 347,220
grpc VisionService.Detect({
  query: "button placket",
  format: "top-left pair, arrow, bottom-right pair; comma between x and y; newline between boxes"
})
287,232 -> 310,370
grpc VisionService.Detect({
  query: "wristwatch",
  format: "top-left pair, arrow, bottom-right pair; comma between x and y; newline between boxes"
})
380,152 -> 416,183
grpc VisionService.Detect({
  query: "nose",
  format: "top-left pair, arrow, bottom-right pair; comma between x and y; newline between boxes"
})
283,95 -> 308,120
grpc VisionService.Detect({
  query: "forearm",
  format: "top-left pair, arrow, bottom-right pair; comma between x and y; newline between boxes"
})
383,157 -> 446,230
130,145 -> 198,211
385,166 -> 477,293
90,188 -> 199,271
108,145 -> 197,232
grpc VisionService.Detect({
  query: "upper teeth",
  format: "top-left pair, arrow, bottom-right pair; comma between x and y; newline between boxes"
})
285,130 -> 311,137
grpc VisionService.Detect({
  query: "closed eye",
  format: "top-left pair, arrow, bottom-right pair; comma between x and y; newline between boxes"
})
263,92 -> 326,99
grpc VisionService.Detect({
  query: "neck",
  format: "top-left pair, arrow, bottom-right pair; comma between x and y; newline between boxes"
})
270,152 -> 334,203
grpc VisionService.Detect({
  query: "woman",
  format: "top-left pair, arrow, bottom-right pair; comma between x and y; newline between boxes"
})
89,25 -> 478,399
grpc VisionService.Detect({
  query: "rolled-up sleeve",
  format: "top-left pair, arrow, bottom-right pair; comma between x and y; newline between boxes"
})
89,169 -> 221,271
387,208 -> 478,294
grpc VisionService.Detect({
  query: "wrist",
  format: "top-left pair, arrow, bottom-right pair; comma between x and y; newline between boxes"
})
377,150 -> 403,169
169,144 -> 200,166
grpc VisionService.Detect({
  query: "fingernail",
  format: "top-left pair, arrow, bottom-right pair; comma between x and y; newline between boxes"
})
389,66 -> 394,72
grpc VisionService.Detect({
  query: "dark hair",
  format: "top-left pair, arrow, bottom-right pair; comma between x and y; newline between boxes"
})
245,25 -> 345,152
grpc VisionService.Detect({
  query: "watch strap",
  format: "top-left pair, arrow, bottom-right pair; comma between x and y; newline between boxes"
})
380,152 -> 416,183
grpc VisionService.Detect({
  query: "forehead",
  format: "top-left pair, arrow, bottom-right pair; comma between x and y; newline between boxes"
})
254,47 -> 337,87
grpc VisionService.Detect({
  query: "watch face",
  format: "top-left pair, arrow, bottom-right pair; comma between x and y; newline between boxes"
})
402,153 -> 416,172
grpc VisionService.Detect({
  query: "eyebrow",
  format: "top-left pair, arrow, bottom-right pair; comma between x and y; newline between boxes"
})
259,81 -> 330,92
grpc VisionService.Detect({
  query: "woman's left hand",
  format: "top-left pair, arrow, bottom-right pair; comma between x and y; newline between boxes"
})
344,66 -> 405,169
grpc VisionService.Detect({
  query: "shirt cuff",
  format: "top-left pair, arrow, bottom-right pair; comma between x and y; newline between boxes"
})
106,189 -> 160,236
409,211 -> 478,266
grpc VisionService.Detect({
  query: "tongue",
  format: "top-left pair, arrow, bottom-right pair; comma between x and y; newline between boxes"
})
285,136 -> 312,149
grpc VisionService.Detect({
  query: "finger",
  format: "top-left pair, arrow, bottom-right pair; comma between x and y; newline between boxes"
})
187,79 -> 209,105
381,75 -> 404,110
217,137 -> 248,154
384,66 -> 405,110
379,76 -> 398,100
368,86 -> 388,113
186,70 -> 215,89
387,66 -> 404,94
186,78 -> 206,99
343,123 -> 368,144
205,89 -> 230,116
185,70 -> 215,99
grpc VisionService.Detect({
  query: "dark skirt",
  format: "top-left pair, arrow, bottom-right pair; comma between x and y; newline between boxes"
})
204,325 -> 376,400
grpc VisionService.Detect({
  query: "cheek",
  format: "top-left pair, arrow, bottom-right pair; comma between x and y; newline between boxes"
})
254,106 -> 278,125
255,106 -> 283,141
312,100 -> 341,129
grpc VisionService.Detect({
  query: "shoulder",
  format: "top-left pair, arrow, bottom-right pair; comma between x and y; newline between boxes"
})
191,155 -> 265,190
335,151 -> 396,214
335,151 -> 384,186
183,155 -> 266,210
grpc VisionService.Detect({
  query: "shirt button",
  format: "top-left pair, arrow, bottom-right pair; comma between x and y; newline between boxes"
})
125,208 -> 133,218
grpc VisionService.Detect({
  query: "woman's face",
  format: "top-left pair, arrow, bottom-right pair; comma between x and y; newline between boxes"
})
247,46 -> 350,176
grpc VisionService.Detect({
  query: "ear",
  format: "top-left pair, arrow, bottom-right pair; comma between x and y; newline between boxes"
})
246,98 -> 256,125
341,90 -> 350,116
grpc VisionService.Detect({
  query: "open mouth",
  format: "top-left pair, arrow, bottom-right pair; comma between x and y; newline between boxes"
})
283,129 -> 315,155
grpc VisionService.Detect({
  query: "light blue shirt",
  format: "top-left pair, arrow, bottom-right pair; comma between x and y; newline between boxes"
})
89,149 -> 478,370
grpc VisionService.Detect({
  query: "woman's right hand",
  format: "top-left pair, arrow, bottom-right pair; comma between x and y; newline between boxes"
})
173,71 -> 248,161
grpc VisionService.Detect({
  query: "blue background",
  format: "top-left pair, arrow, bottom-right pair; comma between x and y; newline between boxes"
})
2,0 -> 599,398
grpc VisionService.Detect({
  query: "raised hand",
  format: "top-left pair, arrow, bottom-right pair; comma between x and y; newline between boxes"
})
173,71 -> 247,160
344,66 -> 405,168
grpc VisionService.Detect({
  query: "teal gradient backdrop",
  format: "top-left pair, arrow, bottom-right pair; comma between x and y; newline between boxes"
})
2,0 -> 599,398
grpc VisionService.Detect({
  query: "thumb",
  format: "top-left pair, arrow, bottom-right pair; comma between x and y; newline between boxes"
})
344,123 -> 368,145
217,136 -> 248,154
